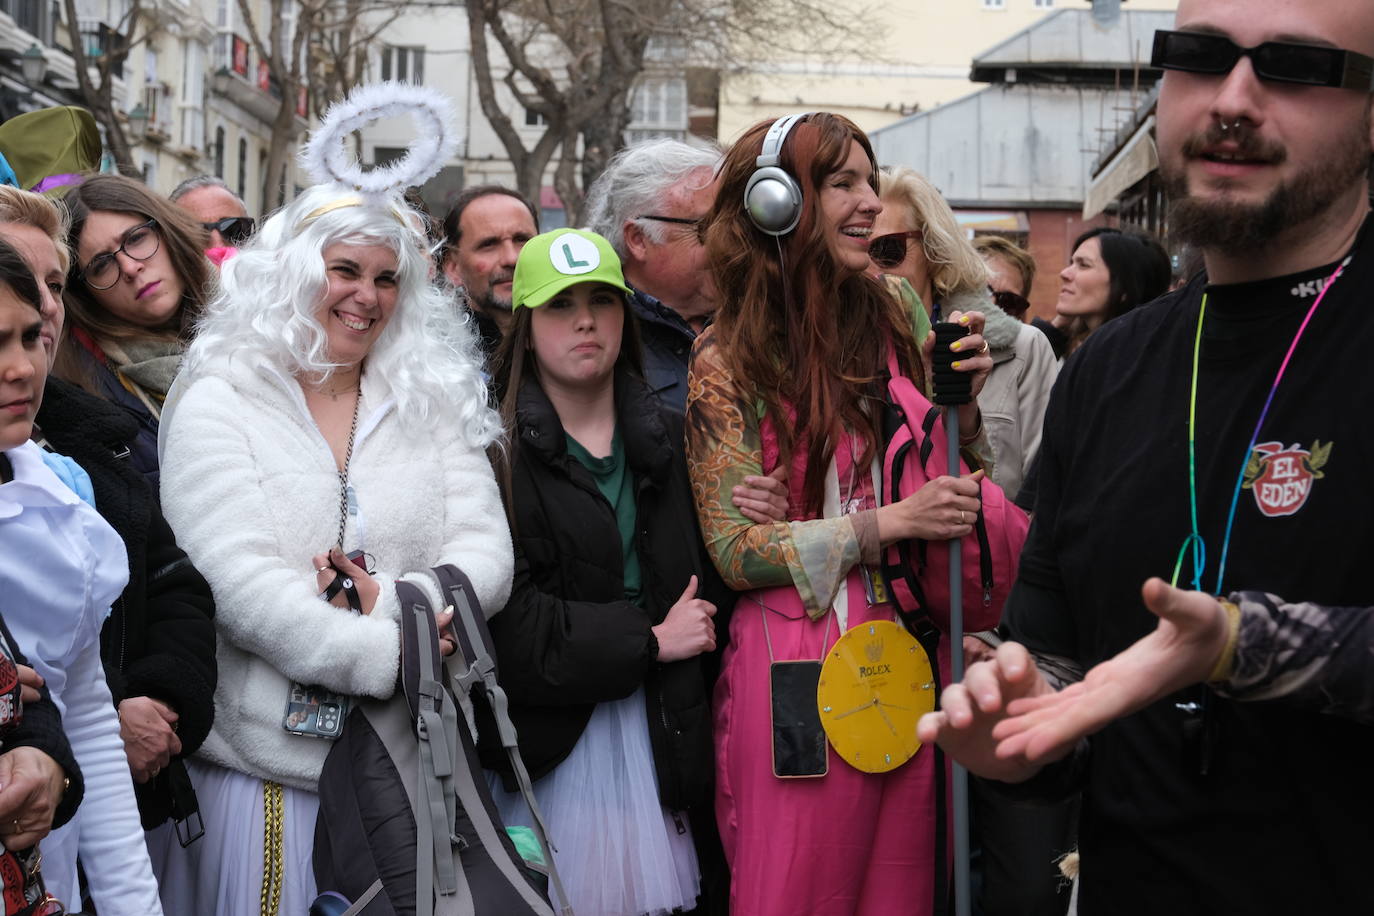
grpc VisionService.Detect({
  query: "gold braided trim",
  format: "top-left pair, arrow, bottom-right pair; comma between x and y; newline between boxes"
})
260,780 -> 284,916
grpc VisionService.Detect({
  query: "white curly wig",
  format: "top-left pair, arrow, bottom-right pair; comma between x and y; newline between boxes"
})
184,183 -> 499,448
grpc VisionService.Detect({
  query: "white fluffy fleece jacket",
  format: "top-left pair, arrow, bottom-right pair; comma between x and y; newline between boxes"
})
160,360 -> 512,790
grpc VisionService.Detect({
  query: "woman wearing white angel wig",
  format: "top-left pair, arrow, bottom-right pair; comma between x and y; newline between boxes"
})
152,85 -> 513,914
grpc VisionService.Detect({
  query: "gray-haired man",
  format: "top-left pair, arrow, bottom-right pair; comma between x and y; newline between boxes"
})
585,139 -> 722,411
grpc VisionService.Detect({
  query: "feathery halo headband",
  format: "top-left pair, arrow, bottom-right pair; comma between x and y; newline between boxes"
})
298,81 -> 461,226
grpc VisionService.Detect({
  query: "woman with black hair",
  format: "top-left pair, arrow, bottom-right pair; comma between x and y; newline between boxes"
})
484,228 -> 732,916
56,174 -> 212,489
1037,227 -> 1172,358
0,184 -> 216,853
0,232 -> 165,913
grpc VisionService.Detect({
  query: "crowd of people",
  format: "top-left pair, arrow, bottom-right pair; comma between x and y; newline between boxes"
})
0,0 -> 1370,913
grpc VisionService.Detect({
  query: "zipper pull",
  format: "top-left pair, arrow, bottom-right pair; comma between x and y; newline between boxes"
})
672,812 -> 687,836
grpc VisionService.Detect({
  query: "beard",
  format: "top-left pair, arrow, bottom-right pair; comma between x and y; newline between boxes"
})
1162,117 -> 1371,258
472,270 -> 515,312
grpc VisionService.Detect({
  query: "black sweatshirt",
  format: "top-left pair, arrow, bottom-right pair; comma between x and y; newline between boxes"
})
1005,218 -> 1374,915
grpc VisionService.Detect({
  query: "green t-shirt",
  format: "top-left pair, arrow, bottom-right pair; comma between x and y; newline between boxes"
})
565,429 -> 642,605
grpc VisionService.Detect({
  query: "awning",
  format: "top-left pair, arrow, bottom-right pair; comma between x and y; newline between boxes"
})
1083,115 -> 1158,220
953,210 -> 1030,236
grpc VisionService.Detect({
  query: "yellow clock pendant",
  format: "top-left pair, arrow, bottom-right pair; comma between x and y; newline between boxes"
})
817,619 -> 936,774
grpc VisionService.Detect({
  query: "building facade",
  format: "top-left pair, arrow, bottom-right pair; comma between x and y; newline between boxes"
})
718,0 -> 1177,143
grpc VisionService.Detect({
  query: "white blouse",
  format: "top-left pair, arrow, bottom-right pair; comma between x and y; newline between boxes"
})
0,441 -> 164,915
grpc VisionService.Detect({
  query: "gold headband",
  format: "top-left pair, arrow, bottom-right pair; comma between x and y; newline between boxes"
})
296,194 -> 416,232
299,195 -> 365,226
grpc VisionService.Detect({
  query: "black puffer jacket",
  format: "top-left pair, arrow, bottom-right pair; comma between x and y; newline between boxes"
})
477,370 -> 733,811
35,377 -> 216,827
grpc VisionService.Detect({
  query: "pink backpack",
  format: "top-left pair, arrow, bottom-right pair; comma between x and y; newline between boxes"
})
879,350 -> 1029,639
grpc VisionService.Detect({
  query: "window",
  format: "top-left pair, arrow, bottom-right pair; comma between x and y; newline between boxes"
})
627,76 -> 686,143
9,0 -> 51,44
373,146 -> 405,167
524,107 -> 546,127
180,39 -> 205,149
1033,0 -> 1053,6
259,148 -> 269,210
982,0 -> 1005,8
213,126 -> 225,177
379,45 -> 424,84
236,136 -> 247,201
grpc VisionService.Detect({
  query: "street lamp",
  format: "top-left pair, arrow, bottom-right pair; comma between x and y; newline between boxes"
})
19,44 -> 45,85
127,103 -> 148,138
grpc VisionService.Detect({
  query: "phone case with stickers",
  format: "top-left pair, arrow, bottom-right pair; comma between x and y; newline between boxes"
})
282,682 -> 351,739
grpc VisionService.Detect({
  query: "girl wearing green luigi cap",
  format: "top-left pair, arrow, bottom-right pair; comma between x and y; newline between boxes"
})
483,228 -> 734,915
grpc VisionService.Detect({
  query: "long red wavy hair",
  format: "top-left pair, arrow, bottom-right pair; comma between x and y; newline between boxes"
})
702,113 -> 924,515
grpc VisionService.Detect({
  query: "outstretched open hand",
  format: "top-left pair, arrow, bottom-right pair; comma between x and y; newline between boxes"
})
990,578 -> 1231,764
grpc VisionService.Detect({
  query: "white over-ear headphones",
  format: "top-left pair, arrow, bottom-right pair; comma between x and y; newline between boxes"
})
743,113 -> 812,237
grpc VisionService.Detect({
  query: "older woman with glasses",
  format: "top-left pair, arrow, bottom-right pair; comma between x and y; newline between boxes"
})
873,167 -> 1057,504
55,175 -> 211,490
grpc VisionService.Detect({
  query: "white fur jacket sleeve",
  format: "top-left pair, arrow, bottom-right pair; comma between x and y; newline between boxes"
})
160,365 -> 512,787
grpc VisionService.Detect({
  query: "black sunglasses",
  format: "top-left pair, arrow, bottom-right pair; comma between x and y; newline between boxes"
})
637,214 -> 705,244
202,216 -> 257,245
868,230 -> 923,270
1151,29 -> 1374,90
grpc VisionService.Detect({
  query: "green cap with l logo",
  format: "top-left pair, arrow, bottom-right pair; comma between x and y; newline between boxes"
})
512,228 -> 632,309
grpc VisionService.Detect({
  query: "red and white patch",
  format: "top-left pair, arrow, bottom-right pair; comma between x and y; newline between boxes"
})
1243,440 -> 1332,518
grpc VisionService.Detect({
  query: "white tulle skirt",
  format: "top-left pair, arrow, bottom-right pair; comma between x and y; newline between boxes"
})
146,758 -> 319,916
489,686 -> 700,916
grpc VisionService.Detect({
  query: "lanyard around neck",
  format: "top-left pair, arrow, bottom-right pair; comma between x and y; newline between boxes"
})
1172,260 -> 1348,593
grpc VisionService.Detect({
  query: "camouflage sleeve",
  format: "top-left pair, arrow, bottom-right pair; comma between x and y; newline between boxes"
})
1217,590 -> 1374,724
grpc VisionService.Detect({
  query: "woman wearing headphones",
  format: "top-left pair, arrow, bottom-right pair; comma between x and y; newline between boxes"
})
686,113 -> 1014,915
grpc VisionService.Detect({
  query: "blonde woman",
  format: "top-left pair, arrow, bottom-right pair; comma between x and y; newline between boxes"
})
873,167 -> 1056,502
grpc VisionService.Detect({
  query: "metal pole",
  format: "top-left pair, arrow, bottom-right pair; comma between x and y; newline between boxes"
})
947,407 -> 970,916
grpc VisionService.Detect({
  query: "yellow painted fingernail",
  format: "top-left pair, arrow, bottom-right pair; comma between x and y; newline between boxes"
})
959,315 -> 971,325
951,342 -> 962,351
952,360 -> 962,370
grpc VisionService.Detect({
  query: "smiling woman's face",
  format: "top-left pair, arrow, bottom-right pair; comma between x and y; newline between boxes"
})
312,242 -> 400,368
817,139 -> 883,277
76,210 -> 185,330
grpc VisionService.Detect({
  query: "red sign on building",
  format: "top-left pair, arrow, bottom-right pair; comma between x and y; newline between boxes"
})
231,36 -> 249,77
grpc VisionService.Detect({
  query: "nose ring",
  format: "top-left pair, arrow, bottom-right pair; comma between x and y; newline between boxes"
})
1219,119 -> 1242,133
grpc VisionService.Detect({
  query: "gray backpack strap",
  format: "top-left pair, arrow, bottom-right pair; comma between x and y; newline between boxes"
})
340,880 -> 385,916
430,565 -> 575,916
397,581 -> 468,916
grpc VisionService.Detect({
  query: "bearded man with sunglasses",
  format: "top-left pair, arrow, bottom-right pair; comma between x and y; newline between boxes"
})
921,1 -> 1374,913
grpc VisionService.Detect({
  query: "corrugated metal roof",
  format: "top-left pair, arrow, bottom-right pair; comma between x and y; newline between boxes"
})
871,83 -> 1144,207
972,9 -> 1175,72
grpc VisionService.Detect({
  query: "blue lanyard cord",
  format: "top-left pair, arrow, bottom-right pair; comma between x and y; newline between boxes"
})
1175,260 -> 1347,594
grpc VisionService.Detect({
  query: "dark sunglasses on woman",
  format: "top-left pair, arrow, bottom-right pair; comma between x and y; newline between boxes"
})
1150,29 -> 1374,90
868,230 -> 923,270
202,216 -> 257,245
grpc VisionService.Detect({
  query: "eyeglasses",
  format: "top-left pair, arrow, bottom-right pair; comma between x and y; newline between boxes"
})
202,216 -> 256,245
636,214 -> 706,244
868,230 -> 923,270
1151,29 -> 1374,91
990,288 -> 1031,320
80,219 -> 161,290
